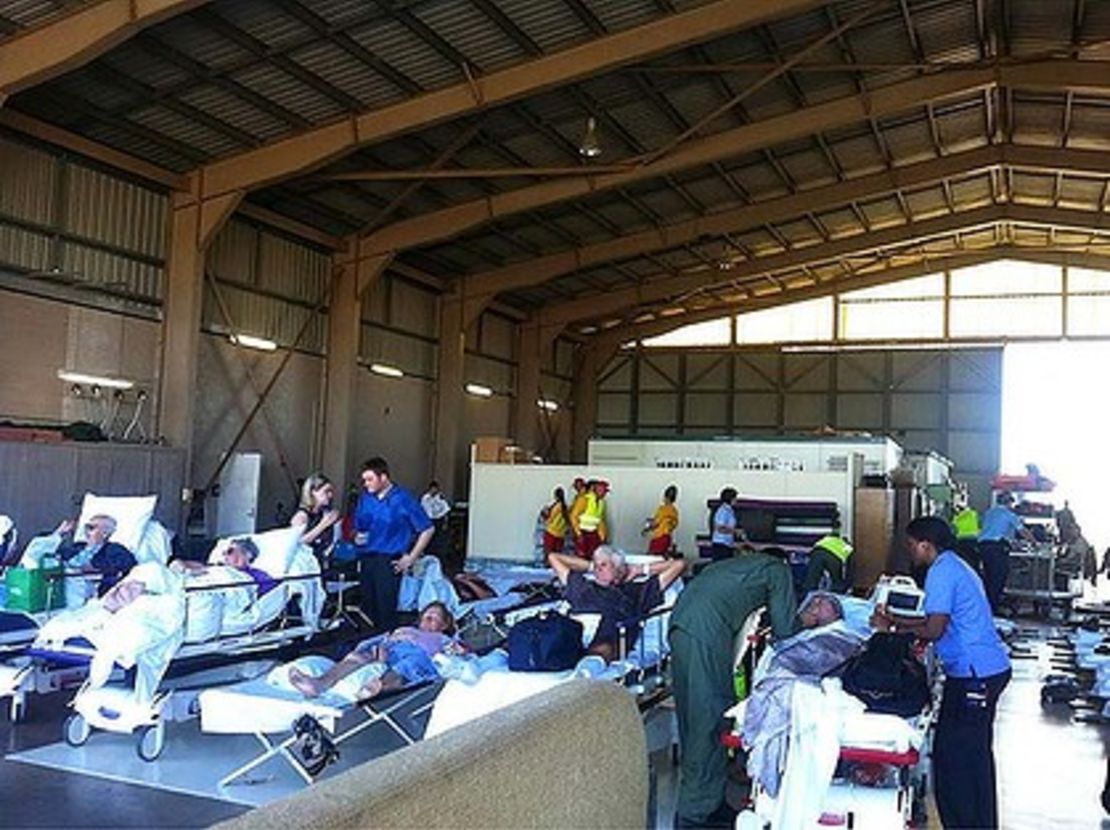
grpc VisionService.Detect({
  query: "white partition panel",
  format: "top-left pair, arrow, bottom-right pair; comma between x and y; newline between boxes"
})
467,463 -> 857,562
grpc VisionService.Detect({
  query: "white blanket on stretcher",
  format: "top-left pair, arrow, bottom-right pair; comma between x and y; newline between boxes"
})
37,562 -> 186,702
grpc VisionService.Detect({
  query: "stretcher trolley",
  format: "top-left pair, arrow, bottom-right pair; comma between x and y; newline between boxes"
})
727,709 -> 932,829
1005,542 -> 1080,620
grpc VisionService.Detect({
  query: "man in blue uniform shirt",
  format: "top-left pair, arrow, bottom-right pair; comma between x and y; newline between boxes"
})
353,457 -> 434,632
977,491 -> 1033,614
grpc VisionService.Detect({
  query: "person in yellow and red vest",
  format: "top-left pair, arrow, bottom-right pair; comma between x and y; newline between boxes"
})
568,477 -> 589,555
576,479 -> 610,559
540,486 -> 570,556
643,485 -> 680,557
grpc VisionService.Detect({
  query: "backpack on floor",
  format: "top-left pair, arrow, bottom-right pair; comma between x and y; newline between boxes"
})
507,613 -> 584,672
841,632 -> 930,716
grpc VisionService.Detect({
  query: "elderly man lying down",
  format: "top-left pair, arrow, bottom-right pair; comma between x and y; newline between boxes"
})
548,546 -> 685,661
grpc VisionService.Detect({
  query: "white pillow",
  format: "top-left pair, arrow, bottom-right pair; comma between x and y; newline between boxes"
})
251,526 -> 303,576
210,526 -> 302,576
76,493 -> 157,552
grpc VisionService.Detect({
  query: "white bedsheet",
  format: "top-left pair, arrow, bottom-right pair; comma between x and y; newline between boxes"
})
424,668 -> 572,738
200,677 -> 347,735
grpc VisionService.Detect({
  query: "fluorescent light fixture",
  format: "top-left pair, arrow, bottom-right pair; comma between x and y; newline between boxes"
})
230,333 -> 278,351
370,363 -> 404,378
56,370 -> 133,390
537,399 -> 559,412
465,383 -> 494,398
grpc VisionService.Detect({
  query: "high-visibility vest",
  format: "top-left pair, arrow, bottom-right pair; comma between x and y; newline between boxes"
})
952,508 -> 981,540
544,502 -> 567,537
569,492 -> 588,534
814,535 -> 853,563
579,492 -> 605,533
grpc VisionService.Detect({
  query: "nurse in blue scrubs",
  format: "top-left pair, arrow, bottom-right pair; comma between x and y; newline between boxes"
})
873,515 -> 1011,829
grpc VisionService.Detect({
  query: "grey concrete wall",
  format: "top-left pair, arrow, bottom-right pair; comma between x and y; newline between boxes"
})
191,333 -> 323,530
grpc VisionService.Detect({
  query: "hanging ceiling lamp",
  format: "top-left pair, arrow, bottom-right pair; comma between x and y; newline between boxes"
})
578,116 -> 602,158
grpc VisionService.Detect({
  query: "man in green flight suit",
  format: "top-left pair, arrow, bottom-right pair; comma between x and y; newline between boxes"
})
670,551 -> 798,828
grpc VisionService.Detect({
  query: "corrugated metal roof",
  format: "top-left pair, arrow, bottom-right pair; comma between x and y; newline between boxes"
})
230,63 -> 345,125
290,40 -> 407,109
413,1 -> 526,73
155,15 -> 254,72
348,17 -> 455,91
493,0 -> 592,53
101,43 -> 194,92
0,0 -> 81,31
217,3 -> 308,52
128,105 -> 238,160
176,85 -> 291,144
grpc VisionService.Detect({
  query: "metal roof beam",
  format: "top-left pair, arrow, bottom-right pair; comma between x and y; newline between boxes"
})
540,205 -> 1016,328
599,250 -> 1003,347
360,66 -> 1001,258
461,144 -> 1005,299
544,200 -> 1110,330
358,58 -> 1110,266
196,0 -> 830,198
0,0 -> 208,103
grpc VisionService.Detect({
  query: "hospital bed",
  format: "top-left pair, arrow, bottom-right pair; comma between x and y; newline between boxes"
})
19,526 -> 329,759
728,607 -> 933,830
0,496 -> 176,719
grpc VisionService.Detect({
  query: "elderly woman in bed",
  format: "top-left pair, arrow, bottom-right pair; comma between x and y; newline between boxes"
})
170,538 -> 277,596
289,601 -> 463,699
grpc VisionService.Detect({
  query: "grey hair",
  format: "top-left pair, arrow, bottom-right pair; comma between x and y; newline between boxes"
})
89,514 -> 117,535
229,537 -> 260,563
593,545 -> 626,571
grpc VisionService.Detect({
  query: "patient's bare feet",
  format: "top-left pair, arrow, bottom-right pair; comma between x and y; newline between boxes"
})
360,677 -> 383,699
289,667 -> 321,698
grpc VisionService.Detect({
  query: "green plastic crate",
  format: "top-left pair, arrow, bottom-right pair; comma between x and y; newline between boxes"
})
4,566 -> 65,612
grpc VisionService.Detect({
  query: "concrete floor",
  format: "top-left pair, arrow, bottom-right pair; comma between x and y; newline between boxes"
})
2,626 -> 1109,828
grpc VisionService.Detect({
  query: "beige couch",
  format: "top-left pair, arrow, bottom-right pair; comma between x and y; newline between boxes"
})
216,679 -> 649,829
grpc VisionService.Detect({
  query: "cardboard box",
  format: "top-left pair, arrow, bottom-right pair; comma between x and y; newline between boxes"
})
473,436 -> 512,463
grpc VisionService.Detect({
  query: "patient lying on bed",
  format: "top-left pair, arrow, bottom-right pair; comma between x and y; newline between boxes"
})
170,538 -> 277,596
289,601 -> 462,699
549,547 -> 685,661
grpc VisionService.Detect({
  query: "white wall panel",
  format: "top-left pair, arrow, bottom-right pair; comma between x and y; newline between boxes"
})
468,463 -> 857,561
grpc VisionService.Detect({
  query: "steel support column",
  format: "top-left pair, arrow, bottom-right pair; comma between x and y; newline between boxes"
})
322,248 -> 389,488
434,293 -> 467,496
157,179 -> 240,479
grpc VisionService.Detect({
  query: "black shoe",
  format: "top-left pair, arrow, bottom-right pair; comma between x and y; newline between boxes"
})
675,802 -> 738,829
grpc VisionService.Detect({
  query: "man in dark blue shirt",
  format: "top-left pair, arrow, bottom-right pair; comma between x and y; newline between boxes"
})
353,457 -> 434,632
56,514 -> 137,596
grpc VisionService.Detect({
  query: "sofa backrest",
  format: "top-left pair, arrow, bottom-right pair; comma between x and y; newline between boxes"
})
216,679 -> 649,830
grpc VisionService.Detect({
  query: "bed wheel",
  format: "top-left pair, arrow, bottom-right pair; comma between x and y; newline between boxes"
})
64,713 -> 90,747
136,723 -> 165,762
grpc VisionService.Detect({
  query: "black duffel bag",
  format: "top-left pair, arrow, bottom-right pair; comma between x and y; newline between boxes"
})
507,613 -> 584,672
841,632 -> 930,716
